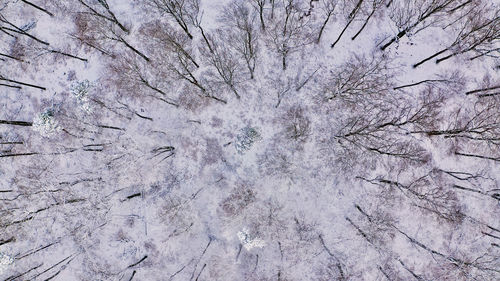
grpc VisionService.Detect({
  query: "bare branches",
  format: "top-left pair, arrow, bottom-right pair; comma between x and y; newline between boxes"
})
77,0 -> 128,33
411,98 -> 500,161
107,54 -> 179,106
190,238 -> 212,281
382,0 -> 465,51
28,254 -> 77,280
0,14 -> 50,45
220,1 -> 259,79
202,32 -> 244,99
395,226 -> 500,274
146,0 -> 199,39
72,11 -> 149,61
359,172 -> 465,224
251,0 -> 266,30
351,0 -> 385,40
282,106 -> 311,143
318,234 -> 346,280
265,0 -> 314,70
414,5 -> 500,66
138,21 -> 227,104
151,146 -> 175,162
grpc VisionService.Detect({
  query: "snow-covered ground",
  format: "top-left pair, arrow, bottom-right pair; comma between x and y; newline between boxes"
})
1,0 -> 499,280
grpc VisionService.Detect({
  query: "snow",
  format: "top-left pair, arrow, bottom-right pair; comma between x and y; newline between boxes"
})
1,0 -> 499,280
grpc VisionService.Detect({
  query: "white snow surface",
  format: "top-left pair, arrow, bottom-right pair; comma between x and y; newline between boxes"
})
0,0 -> 499,280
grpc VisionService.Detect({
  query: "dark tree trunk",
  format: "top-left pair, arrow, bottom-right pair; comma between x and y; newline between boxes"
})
259,5 -> 266,30
331,0 -> 363,48
381,29 -> 406,51
413,48 -> 448,68
351,7 -> 375,41
198,26 -> 214,54
0,83 -> 22,89
393,79 -> 447,90
0,53 -> 25,62
317,13 -> 332,43
331,18 -> 354,48
465,85 -> 500,95
49,50 -> 88,62
21,0 -> 54,17
0,77 -> 46,90
0,120 -> 33,126
436,53 -> 456,64
119,37 -> 150,62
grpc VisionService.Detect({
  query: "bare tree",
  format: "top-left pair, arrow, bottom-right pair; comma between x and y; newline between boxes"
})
146,0 -> 199,39
250,0 -> 266,30
320,54 -> 394,102
107,53 -> 179,107
201,32 -> 245,99
71,12 -> 150,61
76,0 -> 129,33
20,0 -> 54,17
318,56 -> 444,169
359,171 -> 465,224
141,21 -> 226,103
220,1 -> 259,79
413,4 -> 500,67
411,97 -> 500,163
265,0 -> 314,70
281,106 -> 311,143
381,0 -> 471,51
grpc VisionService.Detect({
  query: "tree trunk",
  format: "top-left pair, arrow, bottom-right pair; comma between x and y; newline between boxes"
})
0,26 -> 49,45
316,13 -> 332,43
381,29 -> 406,50
0,120 -> 33,126
259,5 -> 265,30
198,26 -> 214,54
49,50 -> 88,62
465,85 -> 500,95
0,53 -> 25,62
0,83 -> 22,89
393,79 -> 447,90
351,7 -> 375,41
436,52 -> 457,64
119,38 -> 150,62
0,152 -> 38,158
331,0 -> 363,48
0,77 -> 46,90
230,85 -> 241,99
21,0 -> 54,16
413,48 -> 448,68
331,18 -> 354,48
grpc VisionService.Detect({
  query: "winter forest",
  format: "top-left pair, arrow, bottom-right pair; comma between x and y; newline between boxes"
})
0,0 -> 499,280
